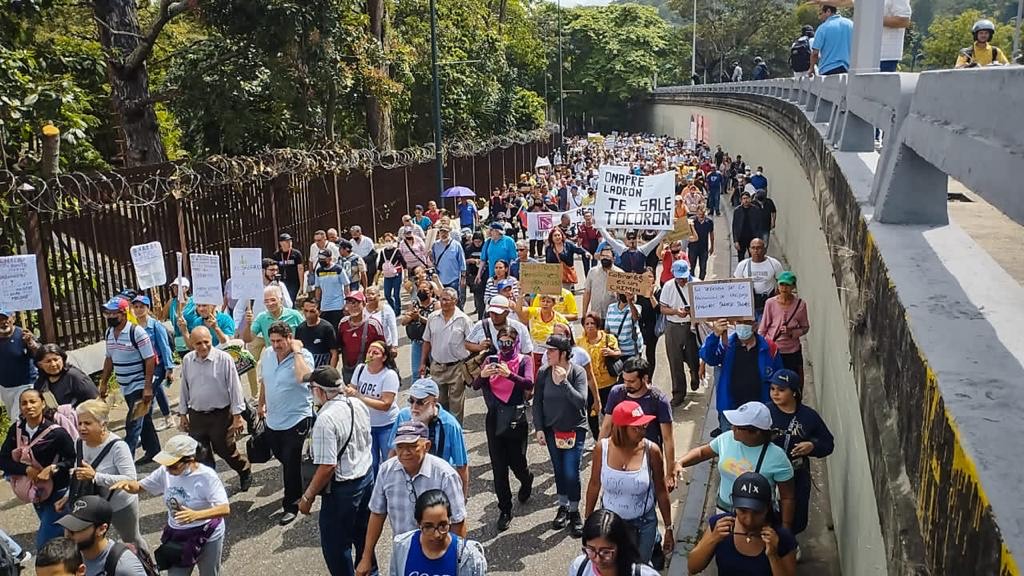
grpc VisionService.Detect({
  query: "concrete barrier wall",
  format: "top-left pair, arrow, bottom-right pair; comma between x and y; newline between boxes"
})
643,94 -> 1024,576
644,102 -> 888,576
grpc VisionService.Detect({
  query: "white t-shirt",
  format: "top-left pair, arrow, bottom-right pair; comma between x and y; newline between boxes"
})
353,364 -> 400,428
308,242 -> 341,268
880,0 -> 912,62
568,555 -> 660,576
734,256 -> 784,295
139,463 -> 228,540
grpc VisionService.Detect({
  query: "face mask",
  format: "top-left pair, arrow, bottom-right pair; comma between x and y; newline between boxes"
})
498,340 -> 517,359
600,258 -> 613,269
734,324 -> 754,340
417,290 -> 430,301
105,317 -> 121,328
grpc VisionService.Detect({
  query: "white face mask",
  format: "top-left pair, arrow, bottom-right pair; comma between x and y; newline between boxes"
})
734,324 -> 754,340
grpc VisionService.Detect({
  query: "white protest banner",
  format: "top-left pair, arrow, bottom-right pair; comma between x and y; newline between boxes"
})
130,241 -> 165,290
229,248 -> 264,300
687,278 -> 755,321
525,208 -> 585,241
0,255 -> 42,312
594,166 -> 675,230
189,253 -> 222,305
535,156 -> 551,170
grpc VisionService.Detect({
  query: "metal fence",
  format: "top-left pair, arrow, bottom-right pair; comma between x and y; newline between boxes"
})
21,140 -> 551,350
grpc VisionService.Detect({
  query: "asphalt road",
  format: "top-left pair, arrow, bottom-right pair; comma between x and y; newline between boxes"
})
2,231 -> 727,576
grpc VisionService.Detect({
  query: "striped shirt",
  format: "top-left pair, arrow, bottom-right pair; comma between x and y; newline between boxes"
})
604,303 -> 642,356
104,324 -> 155,396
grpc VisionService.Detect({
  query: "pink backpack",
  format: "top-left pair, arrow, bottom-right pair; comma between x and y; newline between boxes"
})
9,424 -> 58,503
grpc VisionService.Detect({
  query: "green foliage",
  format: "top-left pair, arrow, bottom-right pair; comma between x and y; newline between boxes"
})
922,9 -> 1014,68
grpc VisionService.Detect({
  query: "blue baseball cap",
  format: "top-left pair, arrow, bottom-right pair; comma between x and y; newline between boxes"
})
496,279 -> 515,291
0,309 -> 10,318
769,369 -> 802,392
489,222 -> 505,231
671,259 -> 693,280
132,295 -> 152,307
409,378 -> 439,399
102,296 -> 129,312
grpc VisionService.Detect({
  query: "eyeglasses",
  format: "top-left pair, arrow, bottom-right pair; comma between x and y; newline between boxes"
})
405,475 -> 418,506
420,521 -> 451,536
582,545 -> 617,561
409,397 -> 431,407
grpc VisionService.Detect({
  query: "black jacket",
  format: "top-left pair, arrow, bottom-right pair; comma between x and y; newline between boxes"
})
732,204 -> 765,243
0,419 -> 77,494
34,365 -> 99,407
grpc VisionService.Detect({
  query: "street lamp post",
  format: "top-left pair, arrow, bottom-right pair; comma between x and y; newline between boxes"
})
690,0 -> 697,79
430,0 -> 444,199
557,0 -> 565,153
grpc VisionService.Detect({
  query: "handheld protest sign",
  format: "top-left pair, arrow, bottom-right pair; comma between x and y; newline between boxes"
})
606,271 -> 653,296
130,241 -> 166,290
189,253 -> 223,306
0,255 -> 43,314
594,166 -> 675,230
229,248 -> 264,300
687,278 -> 755,321
519,263 -> 562,297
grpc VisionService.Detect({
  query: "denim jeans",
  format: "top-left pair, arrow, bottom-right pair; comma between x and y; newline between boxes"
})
34,489 -> 67,550
153,371 -> 170,417
543,429 -> 586,504
625,508 -> 659,564
320,472 -> 374,576
717,409 -> 732,434
123,389 -> 161,458
383,276 -> 403,315
370,424 -> 396,478
410,340 -> 423,378
707,190 -> 721,215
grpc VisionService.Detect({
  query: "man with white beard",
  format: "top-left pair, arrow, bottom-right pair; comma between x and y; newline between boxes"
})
387,378 -> 469,498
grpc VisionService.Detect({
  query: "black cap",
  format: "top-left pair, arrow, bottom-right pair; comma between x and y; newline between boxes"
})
338,240 -> 353,250
545,334 -> 573,352
318,250 -> 332,261
302,366 -> 343,388
279,233 -> 293,241
731,472 -> 772,511
56,496 -> 113,532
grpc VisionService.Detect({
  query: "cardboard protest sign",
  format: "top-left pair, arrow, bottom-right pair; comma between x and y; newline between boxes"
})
229,248 -> 264,300
130,241 -> 166,290
687,278 -> 755,321
519,263 -> 562,297
594,166 -> 675,230
525,208 -> 585,241
189,253 -> 222,306
0,255 -> 42,312
606,271 -> 653,296
535,156 -> 552,170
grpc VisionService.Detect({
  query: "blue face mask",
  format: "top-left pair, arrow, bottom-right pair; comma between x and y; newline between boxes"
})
734,324 -> 754,340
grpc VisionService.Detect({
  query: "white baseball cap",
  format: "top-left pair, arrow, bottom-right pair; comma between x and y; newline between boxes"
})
487,294 -> 511,314
153,434 -> 199,467
723,401 -> 772,431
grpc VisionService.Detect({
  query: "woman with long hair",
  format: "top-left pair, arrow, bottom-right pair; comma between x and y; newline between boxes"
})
0,388 -> 76,550
544,323 -> 601,442
470,325 -> 535,532
112,435 -> 230,575
376,232 -> 407,313
545,227 -> 590,290
568,509 -> 660,576
390,489 -> 487,576
33,343 -> 99,408
56,399 -> 148,551
483,260 -> 519,307
584,401 -> 673,564
346,340 -> 401,477
580,314 -> 621,438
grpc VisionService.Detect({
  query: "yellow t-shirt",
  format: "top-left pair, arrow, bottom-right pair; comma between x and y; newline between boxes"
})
582,331 -> 620,389
531,289 -> 579,318
955,42 -> 1009,68
525,307 -> 567,347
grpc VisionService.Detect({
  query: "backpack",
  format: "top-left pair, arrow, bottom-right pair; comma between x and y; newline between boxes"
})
106,325 -> 158,367
0,534 -> 19,576
790,36 -> 812,72
104,542 -> 160,576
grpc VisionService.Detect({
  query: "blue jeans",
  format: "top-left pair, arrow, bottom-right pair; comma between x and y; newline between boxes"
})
383,276 -> 403,315
319,472 -> 374,576
625,508 -> 659,564
544,429 -> 586,504
34,489 -> 66,550
153,372 -> 170,417
410,340 -> 423,379
718,409 -> 732,434
370,424 -> 396,478
707,189 -> 721,215
124,389 -> 161,458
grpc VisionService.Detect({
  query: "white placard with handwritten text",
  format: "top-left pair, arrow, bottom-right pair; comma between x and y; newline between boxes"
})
0,255 -> 42,312
687,278 -> 755,320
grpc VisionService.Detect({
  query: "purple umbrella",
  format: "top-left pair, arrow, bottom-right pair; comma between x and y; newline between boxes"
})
442,186 -> 476,198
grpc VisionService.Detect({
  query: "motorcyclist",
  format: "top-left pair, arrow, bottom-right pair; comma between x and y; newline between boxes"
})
955,19 -> 1009,68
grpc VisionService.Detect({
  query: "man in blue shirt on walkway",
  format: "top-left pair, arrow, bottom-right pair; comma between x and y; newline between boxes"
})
477,223 -> 517,284
431,223 -> 467,305
390,378 -> 469,497
810,4 -> 853,76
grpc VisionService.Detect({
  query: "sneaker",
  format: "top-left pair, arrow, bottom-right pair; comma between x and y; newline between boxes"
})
16,550 -> 32,566
552,506 -> 570,530
278,511 -> 297,526
497,510 -> 513,532
154,416 -> 170,431
671,396 -> 686,408
518,473 -> 534,503
238,470 -> 253,492
568,511 -> 584,538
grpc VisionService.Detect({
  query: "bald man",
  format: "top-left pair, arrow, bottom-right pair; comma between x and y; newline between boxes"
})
179,326 -> 252,491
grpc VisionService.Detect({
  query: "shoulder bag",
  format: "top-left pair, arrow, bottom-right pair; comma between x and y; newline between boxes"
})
301,398 -> 355,495
68,438 -> 122,501
493,358 -> 529,439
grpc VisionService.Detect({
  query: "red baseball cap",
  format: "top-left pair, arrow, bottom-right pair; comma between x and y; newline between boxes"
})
611,400 -> 655,427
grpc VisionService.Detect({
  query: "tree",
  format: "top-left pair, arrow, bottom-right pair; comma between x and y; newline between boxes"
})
921,9 -> 1013,68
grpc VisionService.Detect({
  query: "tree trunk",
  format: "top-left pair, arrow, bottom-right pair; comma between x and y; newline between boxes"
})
365,0 -> 394,150
93,0 -> 167,167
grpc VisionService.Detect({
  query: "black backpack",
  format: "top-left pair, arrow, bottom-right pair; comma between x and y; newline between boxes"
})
790,36 -> 812,72
103,542 -> 160,576
0,536 -> 19,576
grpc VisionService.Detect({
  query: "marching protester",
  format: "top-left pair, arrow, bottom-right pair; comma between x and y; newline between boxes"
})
767,369 -> 834,539
389,490 -> 488,576
700,318 -> 782,434
633,269 -> 662,375
376,232 -> 406,314
63,399 -> 147,552
272,233 -> 305,304
731,191 -> 764,261
658,260 -> 700,407
308,230 -> 340,280
430,223 -> 467,303
356,421 -> 468,576
56,495 -> 150,575
533,334 -> 590,538
579,314 -> 619,438
1,388 -> 77,549
758,271 -> 809,379
312,248 -> 352,329
734,238 -> 784,321
33,343 -> 99,409
470,325 -> 535,531
336,292 -> 386,384
465,295 -> 533,358
299,366 -> 374,576
400,279 -> 438,380
545,227 -> 590,290
569,509 -> 661,576
687,205 -> 714,281
296,298 -> 339,368
34,537 -> 85,576
258,321 -> 315,526
420,288 -> 473,421
110,434 -> 231,575
478,223 -> 518,286
582,246 -> 622,321
463,231 -> 487,320
399,226 -> 432,277
1,307 -> 40,420
350,225 -> 378,285
364,286 -> 399,349
390,378 -> 470,495
483,261 -> 519,307
128,296 -> 174,430
604,293 -> 642,363
178,326 -> 251,493
512,292 -> 568,371
346,340 -> 400,476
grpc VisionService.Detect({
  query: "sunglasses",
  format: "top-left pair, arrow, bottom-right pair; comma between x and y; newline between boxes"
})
409,397 -> 432,407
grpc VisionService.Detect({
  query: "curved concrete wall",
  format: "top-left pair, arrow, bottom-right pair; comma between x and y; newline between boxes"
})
644,102 -> 887,576
642,95 -> 1024,576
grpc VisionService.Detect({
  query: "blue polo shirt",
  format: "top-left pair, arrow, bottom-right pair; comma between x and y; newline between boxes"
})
431,238 -> 466,287
0,327 -> 37,389
458,202 -> 477,228
480,235 -> 517,278
260,347 -> 314,431
391,406 -> 468,468
813,14 -> 853,74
